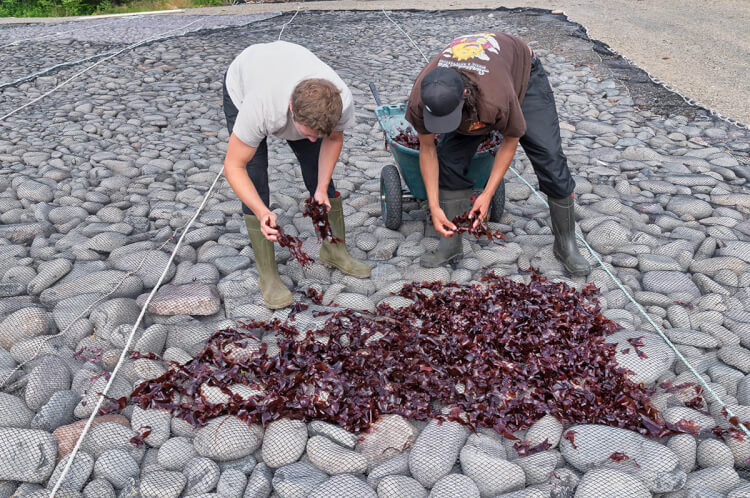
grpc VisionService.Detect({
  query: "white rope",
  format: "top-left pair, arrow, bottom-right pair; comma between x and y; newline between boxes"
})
48,169 -> 225,497
49,12 -> 301,496
0,18 -> 203,123
384,10 -> 750,439
0,50 -> 120,91
277,1 -> 304,40
0,16 -> 130,49
381,8 -> 429,64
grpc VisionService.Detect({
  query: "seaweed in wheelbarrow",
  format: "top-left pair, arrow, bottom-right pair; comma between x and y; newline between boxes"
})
391,127 -> 504,156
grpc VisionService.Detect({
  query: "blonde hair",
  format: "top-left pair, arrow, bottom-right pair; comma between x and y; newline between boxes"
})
291,79 -> 343,136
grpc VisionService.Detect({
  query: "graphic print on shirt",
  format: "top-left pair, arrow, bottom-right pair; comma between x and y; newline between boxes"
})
437,33 -> 500,76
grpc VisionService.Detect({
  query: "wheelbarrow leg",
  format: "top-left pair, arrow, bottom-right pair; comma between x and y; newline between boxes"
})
421,189 -> 472,268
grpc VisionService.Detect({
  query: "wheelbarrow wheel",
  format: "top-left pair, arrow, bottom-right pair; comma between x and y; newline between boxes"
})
380,164 -> 402,230
488,179 -> 506,223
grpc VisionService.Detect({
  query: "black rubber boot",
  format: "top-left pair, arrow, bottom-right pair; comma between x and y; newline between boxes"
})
421,189 -> 472,268
549,194 -> 591,276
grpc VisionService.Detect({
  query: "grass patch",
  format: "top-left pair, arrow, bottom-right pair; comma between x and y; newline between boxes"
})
0,0 -> 228,18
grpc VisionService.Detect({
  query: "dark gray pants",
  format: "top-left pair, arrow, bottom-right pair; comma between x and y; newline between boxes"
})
222,76 -> 336,214
436,55 -> 575,199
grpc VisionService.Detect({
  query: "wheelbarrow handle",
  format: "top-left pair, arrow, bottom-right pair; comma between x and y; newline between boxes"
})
368,82 -> 382,107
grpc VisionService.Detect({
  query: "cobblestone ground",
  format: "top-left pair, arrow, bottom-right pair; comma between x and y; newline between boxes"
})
0,9 -> 749,498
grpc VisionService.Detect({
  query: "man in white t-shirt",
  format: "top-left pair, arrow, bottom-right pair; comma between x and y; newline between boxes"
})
223,41 -> 370,310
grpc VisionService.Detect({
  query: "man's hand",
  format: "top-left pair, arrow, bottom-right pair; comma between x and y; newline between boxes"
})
470,192 -> 492,228
431,206 -> 457,237
259,210 -> 279,242
313,189 -> 331,212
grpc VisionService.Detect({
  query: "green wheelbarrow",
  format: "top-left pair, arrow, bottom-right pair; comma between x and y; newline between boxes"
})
369,83 -> 505,230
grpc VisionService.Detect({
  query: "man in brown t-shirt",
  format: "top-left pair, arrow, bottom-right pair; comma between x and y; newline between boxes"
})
405,32 -> 590,276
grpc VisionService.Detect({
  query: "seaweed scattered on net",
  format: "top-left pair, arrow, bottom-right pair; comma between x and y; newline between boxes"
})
128,271 -> 710,444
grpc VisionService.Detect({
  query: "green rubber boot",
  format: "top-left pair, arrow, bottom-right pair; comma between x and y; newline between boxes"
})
421,189 -> 472,268
244,214 -> 293,309
319,197 -> 371,278
549,194 -> 591,276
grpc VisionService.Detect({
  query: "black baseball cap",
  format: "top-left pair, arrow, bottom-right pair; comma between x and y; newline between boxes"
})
420,67 -> 464,133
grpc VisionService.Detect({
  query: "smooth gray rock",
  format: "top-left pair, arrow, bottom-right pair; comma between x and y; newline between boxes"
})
193,416 -> 263,462
183,457 -> 220,495
243,462 -> 272,498
308,474 -> 377,498
377,475 -> 427,498
575,468 -> 650,497
216,469 -> 247,498
559,424 -> 685,492
428,473 -> 480,498
46,452 -> 94,492
261,418 -> 307,469
26,355 -> 72,410
307,421 -> 357,449
697,439 -> 735,468
158,437 -> 197,470
83,478 -> 116,498
0,307 -> 49,350
460,436 -> 525,496
271,462 -> 327,498
306,435 -> 367,475
31,390 -> 80,432
0,428 -> 57,482
409,419 -> 471,488
685,466 -> 740,494
130,407 -> 170,448
366,452 -> 410,489
607,331 -> 676,385
94,449 -> 139,489
642,271 -> 700,299
139,470 -> 186,498
0,392 -> 34,428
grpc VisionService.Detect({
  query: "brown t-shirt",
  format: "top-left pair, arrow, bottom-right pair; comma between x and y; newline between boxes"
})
405,32 -> 532,138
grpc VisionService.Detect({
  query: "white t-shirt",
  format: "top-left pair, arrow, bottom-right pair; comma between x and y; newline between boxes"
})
225,41 -> 355,147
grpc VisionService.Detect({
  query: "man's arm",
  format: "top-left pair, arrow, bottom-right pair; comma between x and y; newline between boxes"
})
315,130 -> 344,209
419,132 -> 457,237
470,136 -> 520,226
224,133 -> 279,241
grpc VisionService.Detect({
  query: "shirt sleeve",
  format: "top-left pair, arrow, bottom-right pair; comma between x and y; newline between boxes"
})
334,99 -> 356,131
495,96 -> 526,138
232,101 -> 267,148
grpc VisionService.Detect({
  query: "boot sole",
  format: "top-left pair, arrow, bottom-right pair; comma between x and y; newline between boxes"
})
420,253 -> 462,269
554,248 -> 591,277
264,296 -> 294,310
320,258 -> 371,278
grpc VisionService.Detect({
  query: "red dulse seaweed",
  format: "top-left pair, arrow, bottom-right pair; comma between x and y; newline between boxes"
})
303,198 -> 342,244
609,451 -> 629,462
563,430 -> 578,449
274,226 -> 313,268
391,127 -> 503,156
129,271 -> 675,439
451,212 -> 505,243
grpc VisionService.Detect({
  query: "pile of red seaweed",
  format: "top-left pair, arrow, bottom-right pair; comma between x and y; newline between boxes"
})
390,127 -> 503,155
128,271 -> 699,440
